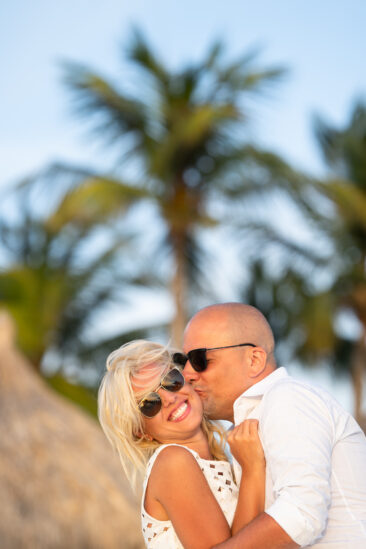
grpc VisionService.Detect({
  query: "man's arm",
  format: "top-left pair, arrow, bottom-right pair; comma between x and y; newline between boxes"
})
216,380 -> 334,549
260,381 -> 333,547
213,512 -> 299,549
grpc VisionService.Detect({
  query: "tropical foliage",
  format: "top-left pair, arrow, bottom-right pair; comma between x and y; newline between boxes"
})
2,29 -> 364,424
0,185 -> 154,379
241,102 -> 366,423
38,30 -> 311,345
312,102 -> 366,421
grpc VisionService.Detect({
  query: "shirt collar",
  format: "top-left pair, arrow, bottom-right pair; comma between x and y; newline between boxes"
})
233,367 -> 289,410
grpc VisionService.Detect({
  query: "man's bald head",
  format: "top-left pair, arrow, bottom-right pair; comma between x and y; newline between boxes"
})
184,303 -> 276,367
183,303 -> 277,420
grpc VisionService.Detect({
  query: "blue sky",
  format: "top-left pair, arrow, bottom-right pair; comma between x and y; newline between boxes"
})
1,0 -> 365,409
1,0 -> 365,188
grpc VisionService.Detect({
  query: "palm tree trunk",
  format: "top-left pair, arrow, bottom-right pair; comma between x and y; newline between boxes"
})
170,231 -> 187,348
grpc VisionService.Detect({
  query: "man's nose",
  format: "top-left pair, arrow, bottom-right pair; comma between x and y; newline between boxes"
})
182,360 -> 199,383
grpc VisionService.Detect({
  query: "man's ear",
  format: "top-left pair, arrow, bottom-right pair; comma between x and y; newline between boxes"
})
247,347 -> 267,378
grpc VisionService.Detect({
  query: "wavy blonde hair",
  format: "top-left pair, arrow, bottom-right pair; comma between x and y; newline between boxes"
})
98,339 -> 228,491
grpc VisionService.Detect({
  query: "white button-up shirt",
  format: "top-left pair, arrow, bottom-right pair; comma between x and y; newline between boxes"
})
233,367 -> 366,548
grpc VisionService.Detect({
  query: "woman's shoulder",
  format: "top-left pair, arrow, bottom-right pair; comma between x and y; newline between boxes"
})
150,444 -> 200,473
146,445 -> 204,500
144,444 -> 199,488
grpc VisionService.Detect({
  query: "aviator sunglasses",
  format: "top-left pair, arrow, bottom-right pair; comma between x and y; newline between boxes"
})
138,366 -> 185,418
173,343 -> 256,373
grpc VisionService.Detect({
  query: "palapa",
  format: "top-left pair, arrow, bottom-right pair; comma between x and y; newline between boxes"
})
0,311 -> 144,549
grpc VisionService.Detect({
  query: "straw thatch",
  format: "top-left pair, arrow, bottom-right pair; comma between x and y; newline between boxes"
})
0,312 -> 144,549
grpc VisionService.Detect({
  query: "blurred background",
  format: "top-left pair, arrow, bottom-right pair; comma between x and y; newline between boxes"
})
1,1 -> 365,547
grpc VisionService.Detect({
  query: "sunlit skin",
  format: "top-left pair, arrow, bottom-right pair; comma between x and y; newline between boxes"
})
128,348 -> 271,546
183,304 -> 276,422
132,364 -> 212,458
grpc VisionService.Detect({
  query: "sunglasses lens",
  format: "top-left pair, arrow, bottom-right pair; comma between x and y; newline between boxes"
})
162,368 -> 185,392
188,349 -> 207,372
139,393 -> 161,418
172,352 -> 188,368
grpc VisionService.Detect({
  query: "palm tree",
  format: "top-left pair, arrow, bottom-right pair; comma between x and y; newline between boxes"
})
0,186 -> 154,377
240,102 -> 366,424
39,29 -> 311,345
312,102 -> 366,423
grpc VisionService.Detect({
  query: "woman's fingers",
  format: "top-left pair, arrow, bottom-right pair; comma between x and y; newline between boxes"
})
249,418 -> 259,436
228,419 -> 259,442
227,419 -> 265,471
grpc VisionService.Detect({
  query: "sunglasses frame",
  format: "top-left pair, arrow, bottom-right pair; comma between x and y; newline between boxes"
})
138,366 -> 185,418
173,342 -> 256,372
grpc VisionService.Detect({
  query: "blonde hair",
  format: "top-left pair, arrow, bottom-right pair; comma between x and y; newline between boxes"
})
98,339 -> 227,491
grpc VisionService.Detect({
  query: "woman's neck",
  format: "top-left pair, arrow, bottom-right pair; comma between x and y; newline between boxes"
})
158,429 -> 213,460
183,431 -> 213,460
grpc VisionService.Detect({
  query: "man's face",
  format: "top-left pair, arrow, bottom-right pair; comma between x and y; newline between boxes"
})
182,315 -> 252,422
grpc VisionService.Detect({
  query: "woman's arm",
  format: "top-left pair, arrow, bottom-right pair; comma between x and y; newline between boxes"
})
146,422 -> 265,549
227,419 -> 266,534
147,445 -> 231,549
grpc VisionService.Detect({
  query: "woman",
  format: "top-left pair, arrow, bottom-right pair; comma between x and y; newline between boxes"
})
98,340 -> 265,549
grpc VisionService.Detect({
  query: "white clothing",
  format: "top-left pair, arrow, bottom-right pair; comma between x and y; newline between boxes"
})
233,367 -> 366,548
141,444 -> 238,549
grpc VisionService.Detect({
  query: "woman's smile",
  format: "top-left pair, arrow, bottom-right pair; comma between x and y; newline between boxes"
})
168,400 -> 191,422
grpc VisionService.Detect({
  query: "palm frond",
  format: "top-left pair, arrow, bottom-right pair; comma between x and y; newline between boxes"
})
323,178 -> 366,229
46,175 -> 149,230
126,27 -> 170,88
77,322 -> 168,367
201,40 -> 225,71
209,46 -> 287,99
235,221 -> 330,267
62,61 -> 154,148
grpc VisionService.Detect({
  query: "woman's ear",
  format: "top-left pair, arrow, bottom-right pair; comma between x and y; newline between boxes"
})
248,347 -> 267,378
137,431 -> 153,441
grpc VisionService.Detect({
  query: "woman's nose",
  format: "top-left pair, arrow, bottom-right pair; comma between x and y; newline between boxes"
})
158,388 -> 178,406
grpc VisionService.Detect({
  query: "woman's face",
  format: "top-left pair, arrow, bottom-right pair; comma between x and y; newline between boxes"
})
132,364 -> 204,445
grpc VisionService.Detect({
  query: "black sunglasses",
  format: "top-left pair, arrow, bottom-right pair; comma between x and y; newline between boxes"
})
173,343 -> 256,372
138,367 -> 185,418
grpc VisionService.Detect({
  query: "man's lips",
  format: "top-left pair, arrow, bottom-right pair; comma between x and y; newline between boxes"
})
193,387 -> 206,398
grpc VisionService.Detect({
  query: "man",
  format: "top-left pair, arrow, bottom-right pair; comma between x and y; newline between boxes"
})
182,303 -> 366,548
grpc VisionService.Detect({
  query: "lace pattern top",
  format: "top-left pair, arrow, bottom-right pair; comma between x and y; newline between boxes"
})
141,444 -> 238,548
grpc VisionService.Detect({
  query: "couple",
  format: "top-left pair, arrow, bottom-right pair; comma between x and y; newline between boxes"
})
98,303 -> 366,548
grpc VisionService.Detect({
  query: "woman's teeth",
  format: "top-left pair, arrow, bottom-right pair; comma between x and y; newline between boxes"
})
169,401 -> 188,421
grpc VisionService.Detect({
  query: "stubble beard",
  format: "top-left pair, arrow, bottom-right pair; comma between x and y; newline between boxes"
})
202,397 -> 225,421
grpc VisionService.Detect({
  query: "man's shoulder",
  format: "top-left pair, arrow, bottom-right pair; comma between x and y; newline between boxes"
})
263,373 -> 335,410
266,371 -> 329,395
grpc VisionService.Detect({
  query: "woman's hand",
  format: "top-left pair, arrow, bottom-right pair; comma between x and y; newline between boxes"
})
227,419 -> 265,474
227,420 -> 266,533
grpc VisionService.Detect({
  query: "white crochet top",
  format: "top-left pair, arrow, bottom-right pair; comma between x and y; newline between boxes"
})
141,444 -> 238,548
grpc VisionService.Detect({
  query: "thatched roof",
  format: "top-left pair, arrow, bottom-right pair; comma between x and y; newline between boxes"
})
0,312 -> 144,549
